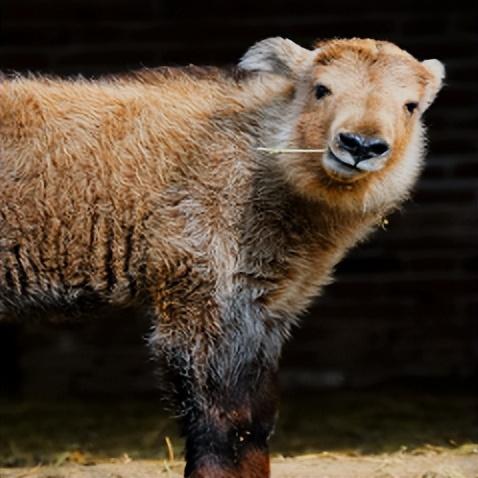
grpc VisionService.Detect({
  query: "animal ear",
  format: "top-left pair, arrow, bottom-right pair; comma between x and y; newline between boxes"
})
239,37 -> 312,78
421,59 -> 445,111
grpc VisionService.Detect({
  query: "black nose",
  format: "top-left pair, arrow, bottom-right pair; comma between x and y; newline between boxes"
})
337,132 -> 390,161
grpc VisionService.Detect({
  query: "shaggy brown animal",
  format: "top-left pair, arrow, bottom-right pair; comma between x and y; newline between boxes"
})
0,38 -> 444,477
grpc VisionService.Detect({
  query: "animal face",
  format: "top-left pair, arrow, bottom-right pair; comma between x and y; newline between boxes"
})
240,38 -> 445,210
297,40 -> 443,182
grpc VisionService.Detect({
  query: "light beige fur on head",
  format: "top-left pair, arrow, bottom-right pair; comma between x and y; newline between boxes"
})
241,37 -> 445,214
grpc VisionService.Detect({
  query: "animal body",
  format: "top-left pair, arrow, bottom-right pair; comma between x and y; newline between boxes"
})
0,38 -> 444,477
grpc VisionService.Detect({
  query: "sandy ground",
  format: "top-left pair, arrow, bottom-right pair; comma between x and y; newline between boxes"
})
1,452 -> 478,478
1,392 -> 477,477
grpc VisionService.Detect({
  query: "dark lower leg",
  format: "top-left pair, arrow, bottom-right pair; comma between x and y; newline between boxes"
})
187,449 -> 270,478
181,367 -> 279,478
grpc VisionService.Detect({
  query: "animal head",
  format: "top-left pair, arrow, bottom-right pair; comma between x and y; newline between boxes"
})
240,37 -> 445,213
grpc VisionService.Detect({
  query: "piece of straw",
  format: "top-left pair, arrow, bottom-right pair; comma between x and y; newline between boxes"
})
257,147 -> 326,154
165,436 -> 175,462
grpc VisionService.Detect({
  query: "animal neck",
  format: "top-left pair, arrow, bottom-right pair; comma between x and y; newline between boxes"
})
238,153 -> 380,272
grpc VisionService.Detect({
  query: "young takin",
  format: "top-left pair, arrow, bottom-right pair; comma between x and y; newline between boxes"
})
0,37 -> 444,477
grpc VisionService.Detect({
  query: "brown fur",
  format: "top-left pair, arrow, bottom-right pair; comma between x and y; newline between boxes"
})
0,38 -> 444,477
190,449 -> 270,478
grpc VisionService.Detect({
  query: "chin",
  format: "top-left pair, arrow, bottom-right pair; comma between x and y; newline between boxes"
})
278,147 -> 387,212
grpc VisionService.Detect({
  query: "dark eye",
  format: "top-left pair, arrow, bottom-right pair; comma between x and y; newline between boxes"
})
405,102 -> 419,114
315,84 -> 331,100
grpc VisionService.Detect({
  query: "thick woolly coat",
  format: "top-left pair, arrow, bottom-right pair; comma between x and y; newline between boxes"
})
0,38 -> 444,477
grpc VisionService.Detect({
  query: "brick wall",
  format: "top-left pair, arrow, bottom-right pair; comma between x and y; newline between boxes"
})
0,0 -> 477,396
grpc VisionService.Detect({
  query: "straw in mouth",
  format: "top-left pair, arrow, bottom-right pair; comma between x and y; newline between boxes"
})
257,147 -> 326,155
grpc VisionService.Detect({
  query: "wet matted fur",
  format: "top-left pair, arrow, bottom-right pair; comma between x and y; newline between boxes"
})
0,38 -> 444,477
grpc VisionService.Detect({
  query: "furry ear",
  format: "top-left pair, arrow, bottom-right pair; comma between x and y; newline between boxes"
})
239,37 -> 312,78
421,59 -> 445,111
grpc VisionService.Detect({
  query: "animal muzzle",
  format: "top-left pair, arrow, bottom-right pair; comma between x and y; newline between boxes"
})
324,131 -> 392,176
337,132 -> 390,163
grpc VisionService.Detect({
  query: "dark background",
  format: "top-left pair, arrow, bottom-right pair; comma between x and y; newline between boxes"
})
0,0 -> 477,398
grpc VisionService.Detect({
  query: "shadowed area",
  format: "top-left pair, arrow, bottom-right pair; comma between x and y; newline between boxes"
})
1,388 -> 477,467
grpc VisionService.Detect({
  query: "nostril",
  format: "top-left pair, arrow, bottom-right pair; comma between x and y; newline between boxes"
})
338,132 -> 361,152
368,140 -> 389,157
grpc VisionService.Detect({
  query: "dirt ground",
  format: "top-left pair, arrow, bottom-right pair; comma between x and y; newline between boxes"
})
1,390 -> 477,477
1,452 -> 478,478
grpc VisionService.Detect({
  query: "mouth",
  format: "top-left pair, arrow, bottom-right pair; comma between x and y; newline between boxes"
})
322,148 -> 363,179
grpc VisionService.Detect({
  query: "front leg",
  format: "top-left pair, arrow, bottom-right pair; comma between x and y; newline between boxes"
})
182,364 -> 278,478
151,301 -> 286,478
